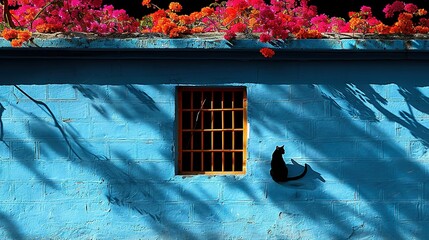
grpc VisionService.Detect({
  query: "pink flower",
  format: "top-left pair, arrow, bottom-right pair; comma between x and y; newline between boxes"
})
248,0 -> 265,9
404,3 -> 418,14
259,33 -> 271,42
224,30 -> 236,41
231,23 -> 246,33
391,1 -> 405,12
383,1 -> 404,18
260,7 -> 275,20
32,0 -> 47,8
226,0 -> 248,9
360,6 -> 372,16
70,0 -> 80,7
366,17 -> 380,26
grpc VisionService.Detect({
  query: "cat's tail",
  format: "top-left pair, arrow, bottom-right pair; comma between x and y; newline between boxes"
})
286,163 -> 308,181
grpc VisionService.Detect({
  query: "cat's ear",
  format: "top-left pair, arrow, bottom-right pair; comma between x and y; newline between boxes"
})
281,145 -> 284,148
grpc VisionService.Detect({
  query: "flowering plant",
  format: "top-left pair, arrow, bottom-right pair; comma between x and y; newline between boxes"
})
1,0 -> 429,57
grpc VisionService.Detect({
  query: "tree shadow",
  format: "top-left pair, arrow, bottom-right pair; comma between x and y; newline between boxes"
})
2,79 -> 429,238
316,83 -> 427,238
0,103 -> 5,144
252,82 -> 429,238
2,84 -> 224,238
0,211 -> 24,240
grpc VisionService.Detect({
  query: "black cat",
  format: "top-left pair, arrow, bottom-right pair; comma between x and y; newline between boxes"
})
270,145 -> 308,182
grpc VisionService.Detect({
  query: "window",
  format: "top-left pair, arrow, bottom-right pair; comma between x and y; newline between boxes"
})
177,87 -> 247,175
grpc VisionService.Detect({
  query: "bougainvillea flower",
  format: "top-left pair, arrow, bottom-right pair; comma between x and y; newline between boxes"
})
2,28 -> 31,47
259,33 -> 271,42
404,3 -> 418,14
260,47 -> 275,58
169,2 -> 183,13
142,0 -> 151,7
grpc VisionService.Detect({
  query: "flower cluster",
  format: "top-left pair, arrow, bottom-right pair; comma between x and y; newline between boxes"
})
140,0 -> 215,37
4,0 -> 139,34
345,1 -> 429,34
1,28 -> 32,47
2,0 -> 429,57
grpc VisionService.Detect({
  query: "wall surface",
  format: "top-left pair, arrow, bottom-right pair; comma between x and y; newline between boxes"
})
1,38 -> 429,239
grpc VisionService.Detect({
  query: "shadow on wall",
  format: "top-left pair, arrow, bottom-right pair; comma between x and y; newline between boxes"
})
280,160 -> 325,190
0,84 -> 226,239
255,82 -> 429,238
1,80 -> 429,238
0,103 -> 5,143
0,211 -> 24,240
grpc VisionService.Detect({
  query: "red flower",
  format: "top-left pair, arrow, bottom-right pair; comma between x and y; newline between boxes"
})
260,47 -> 275,58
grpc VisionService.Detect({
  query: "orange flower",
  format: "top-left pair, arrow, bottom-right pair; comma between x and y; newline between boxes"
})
415,26 -> 429,33
191,27 -> 204,33
190,12 -> 203,21
295,29 -> 322,39
249,17 -> 258,29
169,26 -> 188,37
178,15 -> 193,25
398,12 -> 413,21
260,48 -> 275,58
2,28 -> 32,47
142,0 -> 151,7
394,12 -> 414,34
417,8 -> 427,16
151,9 -> 167,22
11,39 -> 24,47
159,20 -> 177,35
2,28 -> 19,41
35,23 -> 63,33
18,30 -> 32,42
201,7 -> 214,17
169,2 -> 183,13
168,12 -> 179,22
375,23 -> 390,34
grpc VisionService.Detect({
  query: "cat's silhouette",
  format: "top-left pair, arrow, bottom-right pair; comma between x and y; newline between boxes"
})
270,145 -> 308,182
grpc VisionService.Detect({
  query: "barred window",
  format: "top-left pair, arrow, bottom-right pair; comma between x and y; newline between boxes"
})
177,87 -> 247,175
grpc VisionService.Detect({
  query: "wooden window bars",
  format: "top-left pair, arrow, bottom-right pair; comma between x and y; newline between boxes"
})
177,87 -> 247,175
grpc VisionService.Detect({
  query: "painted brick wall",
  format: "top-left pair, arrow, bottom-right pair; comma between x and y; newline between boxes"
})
1,48 -> 429,239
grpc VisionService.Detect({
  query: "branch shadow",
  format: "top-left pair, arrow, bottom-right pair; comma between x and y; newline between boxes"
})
319,83 -> 427,237
253,82 -> 429,238
0,211 -> 24,240
4,84 -> 223,238
0,103 -> 6,144
4,80 -> 429,238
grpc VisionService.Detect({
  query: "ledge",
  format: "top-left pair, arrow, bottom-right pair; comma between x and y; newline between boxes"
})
2,33 -> 429,60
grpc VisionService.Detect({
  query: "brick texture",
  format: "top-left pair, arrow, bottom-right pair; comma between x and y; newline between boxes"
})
0,58 -> 428,239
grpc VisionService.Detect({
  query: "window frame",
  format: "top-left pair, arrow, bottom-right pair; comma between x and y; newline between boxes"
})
177,86 -> 248,175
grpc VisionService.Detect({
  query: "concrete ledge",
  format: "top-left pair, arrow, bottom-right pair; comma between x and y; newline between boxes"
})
1,34 -> 429,60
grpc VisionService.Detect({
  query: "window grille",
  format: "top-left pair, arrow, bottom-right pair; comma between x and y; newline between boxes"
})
177,87 -> 247,175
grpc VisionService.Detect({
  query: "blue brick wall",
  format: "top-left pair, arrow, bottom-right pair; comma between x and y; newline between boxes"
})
1,50 -> 429,239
